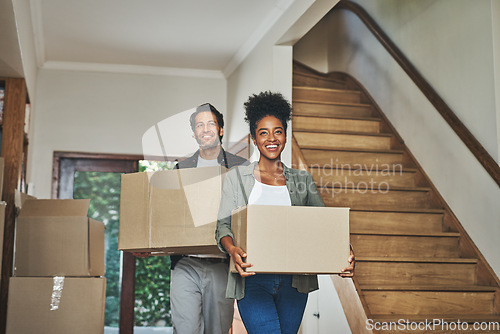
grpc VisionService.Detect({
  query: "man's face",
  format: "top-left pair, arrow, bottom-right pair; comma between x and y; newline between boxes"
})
193,111 -> 223,149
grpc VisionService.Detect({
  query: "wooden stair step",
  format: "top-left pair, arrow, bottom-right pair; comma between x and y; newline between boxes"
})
351,233 -> 460,258
361,284 -> 498,292
293,72 -> 346,89
355,257 -> 478,286
356,257 -> 478,263
350,210 -> 444,234
364,290 -> 496,315
292,112 -> 381,122
352,231 -> 460,237
320,187 -> 434,210
292,115 -> 381,133
293,101 -> 375,118
295,131 -> 392,150
302,147 -> 406,167
311,166 -> 417,188
293,86 -> 362,104
292,63 -> 346,82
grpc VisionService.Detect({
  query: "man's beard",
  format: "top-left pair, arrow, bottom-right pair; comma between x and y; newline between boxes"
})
196,133 -> 220,149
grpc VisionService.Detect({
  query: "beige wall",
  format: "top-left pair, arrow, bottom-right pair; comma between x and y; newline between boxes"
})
294,0 -> 500,276
29,69 -> 226,198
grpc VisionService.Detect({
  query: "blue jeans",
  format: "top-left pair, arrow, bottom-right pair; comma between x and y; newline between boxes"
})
237,274 -> 308,334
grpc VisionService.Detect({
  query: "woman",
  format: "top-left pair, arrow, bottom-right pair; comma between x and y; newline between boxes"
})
216,91 -> 355,334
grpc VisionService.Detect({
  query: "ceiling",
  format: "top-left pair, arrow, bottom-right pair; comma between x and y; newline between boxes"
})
1,0 -> 297,79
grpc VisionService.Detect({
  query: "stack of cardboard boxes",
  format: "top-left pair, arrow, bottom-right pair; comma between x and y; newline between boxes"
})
6,198 -> 106,334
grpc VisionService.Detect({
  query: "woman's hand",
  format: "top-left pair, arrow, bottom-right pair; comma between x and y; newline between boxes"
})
228,246 -> 255,277
221,236 -> 255,277
133,252 -> 152,258
339,249 -> 355,278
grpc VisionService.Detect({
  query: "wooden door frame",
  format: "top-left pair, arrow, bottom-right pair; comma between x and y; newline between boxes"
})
52,151 -> 141,334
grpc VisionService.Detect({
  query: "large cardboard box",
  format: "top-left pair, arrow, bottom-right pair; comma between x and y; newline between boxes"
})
119,166 -> 226,255
6,277 -> 106,334
230,205 -> 350,274
14,199 -> 105,277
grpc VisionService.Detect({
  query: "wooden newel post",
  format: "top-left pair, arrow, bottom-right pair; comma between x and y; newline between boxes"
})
0,78 -> 27,333
120,252 -> 136,334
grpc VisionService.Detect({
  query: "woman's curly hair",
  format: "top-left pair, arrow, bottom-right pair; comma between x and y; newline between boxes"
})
244,91 -> 292,138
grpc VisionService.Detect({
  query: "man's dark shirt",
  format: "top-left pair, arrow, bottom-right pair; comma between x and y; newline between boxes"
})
170,147 -> 248,269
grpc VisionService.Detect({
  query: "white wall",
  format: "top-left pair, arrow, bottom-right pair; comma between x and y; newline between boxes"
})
225,0 -> 340,165
493,0 -> 500,161
12,0 -> 38,103
30,69 -> 226,198
294,0 -> 500,276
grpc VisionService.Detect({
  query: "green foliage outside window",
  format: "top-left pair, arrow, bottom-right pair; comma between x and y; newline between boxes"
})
135,160 -> 176,327
73,171 -> 122,327
73,159 -> 176,328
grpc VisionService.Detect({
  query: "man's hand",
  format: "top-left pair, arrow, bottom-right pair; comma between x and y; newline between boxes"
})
339,249 -> 355,278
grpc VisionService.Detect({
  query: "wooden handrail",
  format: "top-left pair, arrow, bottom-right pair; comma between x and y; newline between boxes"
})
334,0 -> 500,187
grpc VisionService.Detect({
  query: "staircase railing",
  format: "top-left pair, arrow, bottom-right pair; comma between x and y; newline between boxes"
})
334,0 -> 500,187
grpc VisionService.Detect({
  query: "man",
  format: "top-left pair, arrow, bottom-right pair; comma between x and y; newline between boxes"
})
170,103 -> 248,334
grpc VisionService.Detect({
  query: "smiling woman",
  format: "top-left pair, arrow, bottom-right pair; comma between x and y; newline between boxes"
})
216,91 -> 355,334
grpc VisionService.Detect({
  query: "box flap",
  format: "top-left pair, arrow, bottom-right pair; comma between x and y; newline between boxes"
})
88,218 -> 105,276
14,190 -> 37,210
19,199 -> 90,218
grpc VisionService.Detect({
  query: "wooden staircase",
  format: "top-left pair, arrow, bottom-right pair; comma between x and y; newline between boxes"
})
291,62 -> 500,333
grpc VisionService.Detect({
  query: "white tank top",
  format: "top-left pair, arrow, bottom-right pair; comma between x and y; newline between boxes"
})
248,179 -> 291,206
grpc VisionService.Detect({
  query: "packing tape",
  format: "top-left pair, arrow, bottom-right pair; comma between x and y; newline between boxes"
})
50,276 -> 65,311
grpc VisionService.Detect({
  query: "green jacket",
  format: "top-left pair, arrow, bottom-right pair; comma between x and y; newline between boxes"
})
216,161 -> 325,300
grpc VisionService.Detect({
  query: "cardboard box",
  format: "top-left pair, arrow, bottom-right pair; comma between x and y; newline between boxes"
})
119,166 -> 226,254
6,277 -> 106,334
230,205 -> 350,274
14,199 -> 105,277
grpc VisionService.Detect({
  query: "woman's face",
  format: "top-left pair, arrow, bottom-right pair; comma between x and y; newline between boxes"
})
253,115 -> 286,161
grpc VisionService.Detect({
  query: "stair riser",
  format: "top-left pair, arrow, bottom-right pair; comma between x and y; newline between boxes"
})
302,149 -> 404,167
351,235 -> 460,258
293,74 -> 345,90
295,132 -> 391,150
293,87 -> 361,104
365,291 -> 495,315
356,262 -> 476,286
293,116 -> 380,133
293,102 -> 374,118
321,189 -> 432,210
311,169 -> 416,188
350,211 -> 443,234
